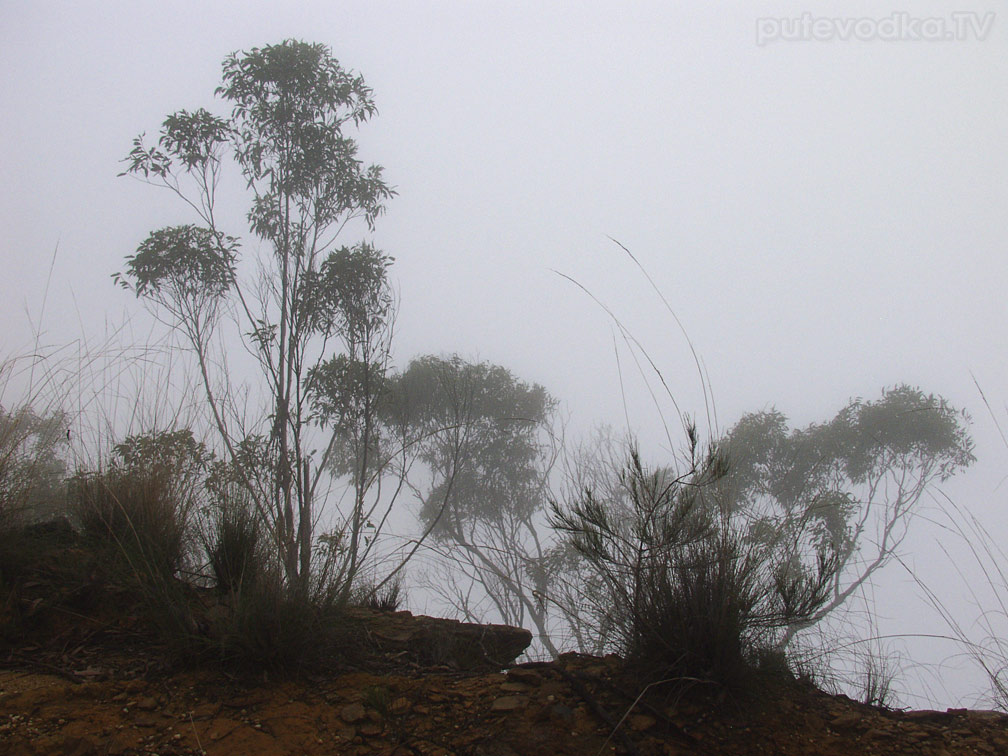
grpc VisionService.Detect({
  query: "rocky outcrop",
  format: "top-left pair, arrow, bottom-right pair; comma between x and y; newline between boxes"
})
345,607 -> 533,671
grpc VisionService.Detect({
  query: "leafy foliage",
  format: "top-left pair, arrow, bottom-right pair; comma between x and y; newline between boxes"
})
121,225 -> 237,301
390,355 -> 555,533
720,385 -> 975,645
298,243 -> 394,340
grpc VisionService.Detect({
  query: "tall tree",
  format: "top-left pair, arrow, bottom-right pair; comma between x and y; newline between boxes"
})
117,40 -> 396,593
720,384 -> 975,648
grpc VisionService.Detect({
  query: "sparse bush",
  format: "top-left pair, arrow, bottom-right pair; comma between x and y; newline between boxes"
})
205,565 -> 360,672
856,646 -> 898,708
72,429 -> 209,574
70,467 -> 192,581
65,429 -> 213,651
550,427 -> 838,692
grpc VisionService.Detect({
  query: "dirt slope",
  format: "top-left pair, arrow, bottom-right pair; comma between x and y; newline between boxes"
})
3,644 -> 1007,756
2,537 -> 1005,755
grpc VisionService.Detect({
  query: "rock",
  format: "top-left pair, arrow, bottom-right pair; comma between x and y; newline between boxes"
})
629,714 -> 656,731
340,703 -> 367,723
970,710 -> 1008,721
829,712 -> 863,729
863,727 -> 891,739
359,720 -> 383,736
207,718 -> 241,741
346,607 -> 533,671
549,703 -> 575,722
190,702 -> 222,719
505,667 -> 543,686
491,696 -> 526,712
499,682 -> 530,693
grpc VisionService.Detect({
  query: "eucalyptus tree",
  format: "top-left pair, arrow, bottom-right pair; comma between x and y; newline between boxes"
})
386,355 -> 565,655
550,387 -> 975,660
720,384 -> 975,648
116,40 -> 395,593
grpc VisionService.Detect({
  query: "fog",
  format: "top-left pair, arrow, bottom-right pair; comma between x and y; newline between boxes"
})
2,1 -> 1007,708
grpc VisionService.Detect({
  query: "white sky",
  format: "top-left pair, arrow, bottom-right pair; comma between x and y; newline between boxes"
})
2,0 -> 1007,707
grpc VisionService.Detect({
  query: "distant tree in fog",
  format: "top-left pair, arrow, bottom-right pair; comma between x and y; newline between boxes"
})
385,355 -> 565,655
0,405 -> 68,523
720,384 -> 975,648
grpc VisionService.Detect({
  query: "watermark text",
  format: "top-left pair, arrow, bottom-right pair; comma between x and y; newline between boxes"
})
756,11 -> 995,46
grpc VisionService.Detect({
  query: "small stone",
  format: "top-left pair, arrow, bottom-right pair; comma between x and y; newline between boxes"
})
629,714 -> 656,732
190,702 -> 221,719
906,709 -> 945,720
491,696 -> 525,712
340,703 -> 367,723
863,727 -> 891,739
830,712 -> 863,729
550,704 -> 574,722
499,682 -> 530,693
506,668 -> 543,686
359,721 -> 383,736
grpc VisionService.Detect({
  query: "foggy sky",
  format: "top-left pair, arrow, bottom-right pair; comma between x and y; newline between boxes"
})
2,1 -> 1007,707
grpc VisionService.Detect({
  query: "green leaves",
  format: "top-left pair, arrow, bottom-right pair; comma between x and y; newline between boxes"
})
387,356 -> 556,534
218,40 -> 377,136
832,385 -> 975,483
724,385 -> 975,508
120,110 -> 229,179
308,354 -> 387,432
113,428 -> 212,480
720,384 -> 976,624
121,225 -> 237,301
217,39 -> 393,230
160,109 -> 231,171
297,243 -> 393,339
120,133 -> 172,178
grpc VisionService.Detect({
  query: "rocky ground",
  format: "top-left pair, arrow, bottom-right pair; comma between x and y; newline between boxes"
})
2,535 -> 1007,755
3,614 -> 1008,756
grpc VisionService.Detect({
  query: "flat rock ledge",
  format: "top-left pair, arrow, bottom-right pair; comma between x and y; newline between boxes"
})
345,607 -> 533,672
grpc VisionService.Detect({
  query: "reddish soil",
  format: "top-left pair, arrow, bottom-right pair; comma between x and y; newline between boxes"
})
4,637 -> 1008,755
2,536 -> 1007,755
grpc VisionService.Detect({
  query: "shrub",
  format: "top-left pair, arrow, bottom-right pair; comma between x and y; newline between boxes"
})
206,491 -> 263,594
64,429 -> 212,652
69,466 -> 193,582
550,427 -> 838,692
204,565 -> 363,672
353,575 -> 406,612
